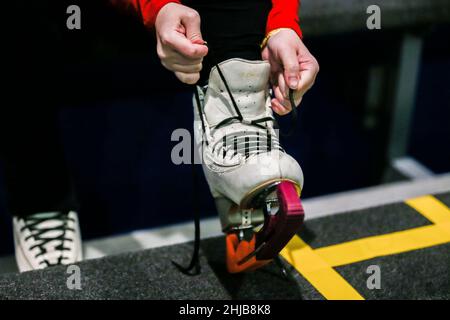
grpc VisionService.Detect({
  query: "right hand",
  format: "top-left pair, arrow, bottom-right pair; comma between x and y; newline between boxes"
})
155,3 -> 208,84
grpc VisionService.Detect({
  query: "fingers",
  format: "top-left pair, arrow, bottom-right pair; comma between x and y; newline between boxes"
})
155,4 -> 208,84
181,10 -> 204,45
165,51 -> 203,83
274,86 -> 290,109
293,90 -> 303,107
175,71 -> 200,85
160,32 -> 208,60
172,8 -> 208,59
273,50 -> 318,109
159,36 -> 206,83
278,45 -> 301,90
262,28 -> 319,112
173,62 -> 202,73
271,98 -> 289,116
271,72 -> 306,115
162,60 -> 202,73
297,59 -> 319,95
164,49 -> 203,66
157,5 -> 208,60
272,74 -> 293,114
277,73 -> 288,100
272,84 -> 291,115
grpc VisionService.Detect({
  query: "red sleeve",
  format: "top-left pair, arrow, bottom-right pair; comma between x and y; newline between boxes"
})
116,0 -> 181,28
267,0 -> 302,38
116,0 -> 302,37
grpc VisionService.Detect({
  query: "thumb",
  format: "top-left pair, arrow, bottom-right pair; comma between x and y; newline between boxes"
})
179,11 -> 208,58
181,11 -> 204,44
279,48 -> 300,89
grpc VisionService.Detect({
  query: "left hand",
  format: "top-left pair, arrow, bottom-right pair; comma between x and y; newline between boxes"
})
262,29 -> 319,115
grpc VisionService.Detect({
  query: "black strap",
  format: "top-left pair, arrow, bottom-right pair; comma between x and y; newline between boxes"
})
171,91 -> 202,275
215,64 -> 243,121
194,87 -> 209,147
171,129 -> 201,275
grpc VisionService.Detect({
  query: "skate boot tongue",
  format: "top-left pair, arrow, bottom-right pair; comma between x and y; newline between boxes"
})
204,59 -> 271,127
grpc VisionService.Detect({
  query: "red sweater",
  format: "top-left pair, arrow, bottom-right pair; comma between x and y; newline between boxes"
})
121,0 -> 302,38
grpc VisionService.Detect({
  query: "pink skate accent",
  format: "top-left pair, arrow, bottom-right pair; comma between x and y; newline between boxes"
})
253,181 -> 304,260
228,181 -> 304,272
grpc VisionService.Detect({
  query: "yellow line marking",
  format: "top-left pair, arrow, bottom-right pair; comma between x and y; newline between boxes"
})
314,224 -> 450,267
280,236 -> 364,300
405,195 -> 450,225
281,195 -> 450,299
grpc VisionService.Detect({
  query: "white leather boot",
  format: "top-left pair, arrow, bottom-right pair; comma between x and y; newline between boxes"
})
193,58 -> 305,273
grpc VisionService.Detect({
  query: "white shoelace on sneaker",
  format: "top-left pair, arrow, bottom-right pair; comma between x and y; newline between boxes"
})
19,211 -> 75,267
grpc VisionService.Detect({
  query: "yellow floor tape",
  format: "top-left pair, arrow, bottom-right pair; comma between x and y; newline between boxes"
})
280,236 -> 364,300
406,195 -> 450,225
280,195 -> 450,300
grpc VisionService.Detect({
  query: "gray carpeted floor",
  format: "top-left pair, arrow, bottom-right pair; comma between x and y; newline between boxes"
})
0,193 -> 449,300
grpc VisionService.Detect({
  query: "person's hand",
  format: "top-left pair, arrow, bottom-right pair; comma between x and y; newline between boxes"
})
155,3 -> 208,84
262,29 -> 319,115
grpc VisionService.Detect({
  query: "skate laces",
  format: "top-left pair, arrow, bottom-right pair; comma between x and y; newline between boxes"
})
214,63 -> 298,138
206,63 -> 290,164
213,63 -> 276,131
20,211 -> 75,266
209,129 -> 283,165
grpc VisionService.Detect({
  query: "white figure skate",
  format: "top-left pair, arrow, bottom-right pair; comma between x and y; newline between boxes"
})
193,58 -> 305,273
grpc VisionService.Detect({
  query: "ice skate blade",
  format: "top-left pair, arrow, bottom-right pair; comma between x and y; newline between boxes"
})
226,181 -> 304,273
